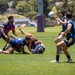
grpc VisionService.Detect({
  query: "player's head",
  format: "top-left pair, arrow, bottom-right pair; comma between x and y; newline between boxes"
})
66,11 -> 72,19
24,36 -> 31,43
25,36 -> 31,40
38,46 -> 45,54
61,11 -> 65,16
59,11 -> 66,17
8,16 -> 14,23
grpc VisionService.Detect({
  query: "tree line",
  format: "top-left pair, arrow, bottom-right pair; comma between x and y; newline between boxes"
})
0,0 -> 75,21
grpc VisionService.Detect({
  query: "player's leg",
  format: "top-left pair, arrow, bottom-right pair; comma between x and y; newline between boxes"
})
62,38 -> 74,62
54,37 -> 60,44
15,47 -> 29,54
50,41 -> 66,63
1,34 -> 10,50
2,47 -> 14,54
54,35 -> 63,54
2,43 -> 14,54
56,41 -> 72,62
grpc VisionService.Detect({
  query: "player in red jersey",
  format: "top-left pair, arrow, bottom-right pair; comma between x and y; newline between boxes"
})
0,16 -> 18,50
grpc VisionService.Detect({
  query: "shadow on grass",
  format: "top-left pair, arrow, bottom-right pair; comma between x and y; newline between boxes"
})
14,53 -> 30,55
61,61 -> 75,64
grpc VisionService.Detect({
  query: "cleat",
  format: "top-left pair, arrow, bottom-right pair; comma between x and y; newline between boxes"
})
0,49 -> 3,53
66,58 -> 72,62
50,60 -> 59,63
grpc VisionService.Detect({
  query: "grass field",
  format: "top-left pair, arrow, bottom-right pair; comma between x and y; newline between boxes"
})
0,26 -> 75,75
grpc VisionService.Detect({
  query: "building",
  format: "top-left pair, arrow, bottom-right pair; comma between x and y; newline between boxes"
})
55,0 -> 70,6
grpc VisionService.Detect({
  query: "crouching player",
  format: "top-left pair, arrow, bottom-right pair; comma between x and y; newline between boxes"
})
0,36 -> 31,54
19,27 -> 45,54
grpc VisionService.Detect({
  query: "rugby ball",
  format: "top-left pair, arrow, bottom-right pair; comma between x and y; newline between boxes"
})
48,11 -> 54,18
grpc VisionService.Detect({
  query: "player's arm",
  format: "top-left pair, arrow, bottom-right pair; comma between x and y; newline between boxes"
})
34,40 -> 42,44
1,27 -> 8,38
53,14 -> 61,25
19,27 -> 25,34
57,18 -> 67,25
9,34 -> 17,39
19,27 -> 34,37
1,22 -> 9,38
12,27 -> 18,36
27,42 -> 34,53
61,24 -> 72,37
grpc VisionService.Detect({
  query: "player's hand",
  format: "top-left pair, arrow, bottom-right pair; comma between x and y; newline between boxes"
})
61,32 -> 66,37
5,35 -> 9,39
18,27 -> 21,30
54,14 -> 58,19
54,17 -> 60,25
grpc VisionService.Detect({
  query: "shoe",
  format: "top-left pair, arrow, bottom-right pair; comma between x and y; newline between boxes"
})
66,58 -> 72,62
0,49 -> 3,53
50,60 -> 59,63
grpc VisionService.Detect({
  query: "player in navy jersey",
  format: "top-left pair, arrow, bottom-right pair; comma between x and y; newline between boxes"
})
0,16 -> 18,50
50,11 -> 75,63
0,36 -> 31,54
54,11 -> 67,53
31,40 -> 45,54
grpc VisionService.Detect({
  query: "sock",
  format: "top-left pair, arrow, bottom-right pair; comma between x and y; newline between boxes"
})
56,55 -> 59,61
67,54 -> 71,60
2,44 -> 7,50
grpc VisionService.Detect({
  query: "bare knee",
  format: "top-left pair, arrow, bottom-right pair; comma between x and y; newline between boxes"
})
56,44 -> 59,48
54,38 -> 60,44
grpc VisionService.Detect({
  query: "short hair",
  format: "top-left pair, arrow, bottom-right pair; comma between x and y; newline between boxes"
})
25,36 -> 31,40
8,16 -> 14,20
59,11 -> 66,16
38,50 -> 43,54
38,47 -> 44,54
66,12 -> 72,19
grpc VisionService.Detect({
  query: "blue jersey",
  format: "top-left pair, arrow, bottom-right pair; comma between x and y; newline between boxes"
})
61,16 -> 66,32
66,19 -> 75,39
64,19 -> 75,47
10,38 -> 25,47
33,44 -> 45,54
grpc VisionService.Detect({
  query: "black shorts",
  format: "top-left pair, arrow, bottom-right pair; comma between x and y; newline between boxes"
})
1,33 -> 6,39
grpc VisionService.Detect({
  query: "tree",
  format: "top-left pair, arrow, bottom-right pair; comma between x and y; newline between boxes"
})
43,0 -> 53,18
0,0 -> 8,14
16,0 -> 37,20
56,0 -> 75,20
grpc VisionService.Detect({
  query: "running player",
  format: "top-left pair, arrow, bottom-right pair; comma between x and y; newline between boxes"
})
0,16 -> 18,50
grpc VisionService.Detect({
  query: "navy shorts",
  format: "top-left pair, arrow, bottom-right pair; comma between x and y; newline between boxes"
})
64,37 -> 74,47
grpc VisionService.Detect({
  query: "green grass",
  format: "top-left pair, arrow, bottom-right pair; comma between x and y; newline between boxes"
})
0,26 -> 75,75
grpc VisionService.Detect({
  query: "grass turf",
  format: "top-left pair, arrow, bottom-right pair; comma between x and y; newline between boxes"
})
0,26 -> 75,75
